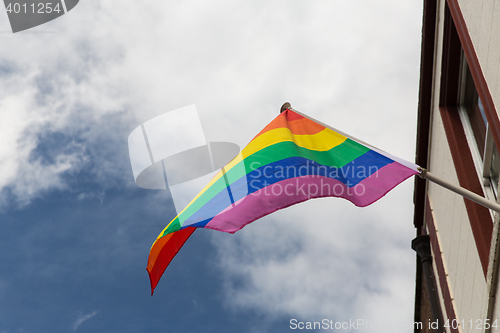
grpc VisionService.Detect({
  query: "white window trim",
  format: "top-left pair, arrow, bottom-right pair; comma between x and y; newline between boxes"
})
458,107 -> 497,201
458,54 -> 498,220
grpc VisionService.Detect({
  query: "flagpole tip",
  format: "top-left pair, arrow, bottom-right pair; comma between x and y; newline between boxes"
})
280,102 -> 291,113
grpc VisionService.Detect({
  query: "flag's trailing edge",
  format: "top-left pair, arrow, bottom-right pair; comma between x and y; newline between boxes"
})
147,108 -> 420,294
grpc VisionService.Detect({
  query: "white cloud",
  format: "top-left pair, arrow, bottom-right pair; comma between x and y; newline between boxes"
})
213,182 -> 417,331
0,0 -> 422,206
0,0 -> 422,329
73,310 -> 98,331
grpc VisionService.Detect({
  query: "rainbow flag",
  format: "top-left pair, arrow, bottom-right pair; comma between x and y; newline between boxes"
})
147,108 -> 419,293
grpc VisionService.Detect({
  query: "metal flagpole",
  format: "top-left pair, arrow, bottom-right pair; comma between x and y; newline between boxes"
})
280,102 -> 500,214
418,168 -> 500,213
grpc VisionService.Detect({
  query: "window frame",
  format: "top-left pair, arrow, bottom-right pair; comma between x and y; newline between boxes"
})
457,53 -> 500,207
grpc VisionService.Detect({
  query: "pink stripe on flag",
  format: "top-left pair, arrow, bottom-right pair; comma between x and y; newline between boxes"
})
204,162 -> 417,233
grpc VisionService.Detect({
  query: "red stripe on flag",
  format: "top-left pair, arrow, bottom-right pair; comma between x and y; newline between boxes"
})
254,110 -> 324,137
147,227 -> 196,295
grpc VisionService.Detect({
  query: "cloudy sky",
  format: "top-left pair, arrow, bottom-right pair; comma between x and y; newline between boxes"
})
0,1 -> 423,332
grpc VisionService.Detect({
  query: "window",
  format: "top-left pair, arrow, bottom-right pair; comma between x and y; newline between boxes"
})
458,52 -> 500,201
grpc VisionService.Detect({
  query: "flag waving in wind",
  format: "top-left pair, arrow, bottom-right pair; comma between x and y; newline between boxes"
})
147,107 -> 419,294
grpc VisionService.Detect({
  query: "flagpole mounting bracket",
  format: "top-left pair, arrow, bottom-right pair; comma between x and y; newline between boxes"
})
417,167 -> 427,178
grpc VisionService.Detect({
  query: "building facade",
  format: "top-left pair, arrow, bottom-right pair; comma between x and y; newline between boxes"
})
414,0 -> 500,332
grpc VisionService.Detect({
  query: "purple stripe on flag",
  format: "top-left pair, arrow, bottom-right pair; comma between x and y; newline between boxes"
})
204,162 -> 418,233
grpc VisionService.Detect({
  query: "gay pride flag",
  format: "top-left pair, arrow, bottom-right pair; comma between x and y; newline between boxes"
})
147,108 -> 419,293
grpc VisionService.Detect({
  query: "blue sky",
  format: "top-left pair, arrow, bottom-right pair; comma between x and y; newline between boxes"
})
0,1 -> 423,332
